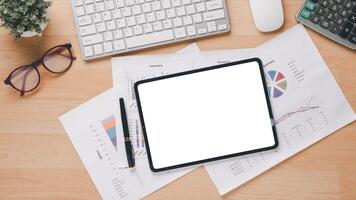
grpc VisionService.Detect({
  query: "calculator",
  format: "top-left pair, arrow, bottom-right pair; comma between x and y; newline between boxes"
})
296,0 -> 356,50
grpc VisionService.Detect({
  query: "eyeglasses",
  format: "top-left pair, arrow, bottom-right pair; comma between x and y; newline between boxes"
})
4,43 -> 76,96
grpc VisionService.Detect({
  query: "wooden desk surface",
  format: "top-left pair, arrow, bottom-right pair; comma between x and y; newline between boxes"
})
0,0 -> 355,199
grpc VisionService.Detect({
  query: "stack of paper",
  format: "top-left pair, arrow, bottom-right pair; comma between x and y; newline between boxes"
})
59,24 -> 355,199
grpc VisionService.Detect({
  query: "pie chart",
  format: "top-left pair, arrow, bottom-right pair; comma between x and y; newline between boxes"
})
265,70 -> 287,98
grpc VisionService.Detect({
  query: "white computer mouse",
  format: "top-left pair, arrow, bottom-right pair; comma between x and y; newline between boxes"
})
249,0 -> 284,32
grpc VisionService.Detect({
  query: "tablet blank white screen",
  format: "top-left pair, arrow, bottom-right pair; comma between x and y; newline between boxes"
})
137,61 -> 276,170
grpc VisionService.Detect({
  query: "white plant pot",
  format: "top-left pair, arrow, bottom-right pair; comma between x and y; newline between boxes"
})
21,10 -> 49,38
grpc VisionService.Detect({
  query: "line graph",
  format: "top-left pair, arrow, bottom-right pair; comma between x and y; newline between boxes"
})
275,97 -> 319,125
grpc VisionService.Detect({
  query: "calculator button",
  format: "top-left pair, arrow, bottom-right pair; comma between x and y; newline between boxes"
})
334,15 -> 345,25
301,9 -> 312,19
330,24 -> 341,33
320,19 -> 331,29
348,12 -> 356,23
325,11 -> 335,20
333,0 -> 344,5
311,14 -> 322,23
343,1 -> 353,9
320,0 -> 330,7
306,1 -> 317,10
328,2 -> 339,12
339,20 -> 354,38
348,33 -> 356,44
315,6 -> 326,15
338,7 -> 349,17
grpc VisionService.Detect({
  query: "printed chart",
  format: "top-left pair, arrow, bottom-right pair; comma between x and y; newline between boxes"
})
265,70 -> 287,98
101,115 -> 118,150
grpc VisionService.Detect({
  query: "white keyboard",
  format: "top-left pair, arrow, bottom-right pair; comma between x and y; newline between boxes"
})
71,0 -> 230,60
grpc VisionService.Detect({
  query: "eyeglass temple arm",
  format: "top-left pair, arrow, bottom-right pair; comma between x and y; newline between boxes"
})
44,46 -> 77,61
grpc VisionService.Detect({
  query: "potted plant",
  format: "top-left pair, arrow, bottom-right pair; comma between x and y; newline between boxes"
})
0,0 -> 52,38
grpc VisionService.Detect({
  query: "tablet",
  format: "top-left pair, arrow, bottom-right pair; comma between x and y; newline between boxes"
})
135,58 -> 278,172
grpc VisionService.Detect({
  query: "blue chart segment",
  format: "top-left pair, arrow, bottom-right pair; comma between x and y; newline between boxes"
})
265,70 -> 287,98
101,115 -> 117,150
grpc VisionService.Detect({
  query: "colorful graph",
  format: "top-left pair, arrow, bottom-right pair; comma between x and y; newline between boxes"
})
101,115 -> 117,150
265,70 -> 287,98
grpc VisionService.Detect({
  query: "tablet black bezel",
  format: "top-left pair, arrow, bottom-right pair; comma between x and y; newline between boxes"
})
134,58 -> 278,172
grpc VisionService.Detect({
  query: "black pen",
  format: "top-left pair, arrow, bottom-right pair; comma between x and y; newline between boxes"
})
119,98 -> 135,168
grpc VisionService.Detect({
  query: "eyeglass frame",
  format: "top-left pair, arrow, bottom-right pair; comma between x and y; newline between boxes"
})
4,43 -> 76,96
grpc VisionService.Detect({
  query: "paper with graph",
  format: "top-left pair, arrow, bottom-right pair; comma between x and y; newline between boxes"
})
204,24 -> 355,195
58,44 -> 200,200
111,24 -> 354,195
59,89 -> 195,200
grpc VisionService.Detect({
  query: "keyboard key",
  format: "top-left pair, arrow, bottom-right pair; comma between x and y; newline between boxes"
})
73,0 -> 84,6
113,30 -> 123,39
85,4 -> 95,14
82,34 -> 103,45
78,16 -> 92,26
174,27 -> 186,38
95,2 -> 105,12
203,9 -> 225,21
163,19 -> 173,29
348,33 -> 356,44
206,0 -> 223,11
207,21 -> 217,32
93,44 -> 103,55
113,40 -> 126,51
124,27 -> 133,37
103,42 -> 113,53
196,2 -> 206,12
339,20 -> 354,38
96,22 -> 106,32
76,6 -> 86,16
84,46 -> 94,57
218,23 -> 228,30
80,24 -> 97,36
126,30 -> 174,48
197,27 -> 207,34
103,31 -> 114,41
187,25 -> 197,36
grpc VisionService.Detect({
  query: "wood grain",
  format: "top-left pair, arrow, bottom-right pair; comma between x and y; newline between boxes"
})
0,0 -> 355,200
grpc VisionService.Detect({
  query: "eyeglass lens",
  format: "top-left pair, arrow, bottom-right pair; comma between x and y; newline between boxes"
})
9,66 -> 40,92
43,46 -> 72,73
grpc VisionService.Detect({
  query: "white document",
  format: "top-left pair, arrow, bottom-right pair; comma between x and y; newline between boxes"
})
204,24 -> 356,195
59,89 -> 195,200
